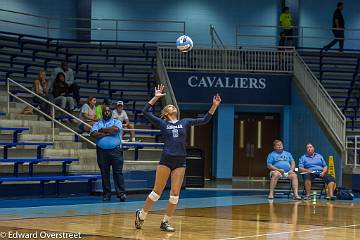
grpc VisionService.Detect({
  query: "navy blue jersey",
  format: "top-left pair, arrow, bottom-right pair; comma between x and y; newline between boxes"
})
142,103 -> 212,157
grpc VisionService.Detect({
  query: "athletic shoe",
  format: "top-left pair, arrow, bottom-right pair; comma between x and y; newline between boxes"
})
135,209 -> 144,229
160,221 -> 175,232
330,196 -> 337,201
293,195 -> 302,200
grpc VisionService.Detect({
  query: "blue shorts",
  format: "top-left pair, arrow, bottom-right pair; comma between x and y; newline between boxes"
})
159,155 -> 186,171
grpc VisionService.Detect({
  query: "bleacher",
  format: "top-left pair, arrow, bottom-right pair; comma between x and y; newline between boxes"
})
299,48 -> 360,133
0,31 -> 165,195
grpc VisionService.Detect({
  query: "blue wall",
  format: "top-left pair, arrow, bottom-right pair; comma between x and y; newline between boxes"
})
299,0 -> 360,49
289,82 -> 342,184
0,0 -> 78,39
91,0 -> 280,45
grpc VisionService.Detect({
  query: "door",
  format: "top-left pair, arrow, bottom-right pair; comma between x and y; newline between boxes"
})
233,113 -> 280,177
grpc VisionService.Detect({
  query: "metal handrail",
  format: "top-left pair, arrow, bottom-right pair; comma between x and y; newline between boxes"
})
7,78 -> 162,143
7,78 -> 96,146
0,8 -> 185,41
293,52 -> 346,150
210,24 -> 225,49
236,24 -> 360,48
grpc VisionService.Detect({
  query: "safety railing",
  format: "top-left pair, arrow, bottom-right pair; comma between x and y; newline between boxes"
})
7,78 -> 162,147
0,8 -> 185,42
346,135 -> 360,168
293,53 -> 346,150
156,48 -> 180,118
158,46 -> 294,73
7,77 -> 96,146
236,24 -> 360,49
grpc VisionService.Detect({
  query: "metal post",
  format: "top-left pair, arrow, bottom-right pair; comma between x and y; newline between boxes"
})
46,19 -> 50,38
355,136 -> 358,168
6,78 -> 10,113
52,105 -> 55,142
115,20 -> 118,44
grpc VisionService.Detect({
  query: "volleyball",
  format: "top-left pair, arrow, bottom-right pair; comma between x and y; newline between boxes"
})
176,35 -> 193,52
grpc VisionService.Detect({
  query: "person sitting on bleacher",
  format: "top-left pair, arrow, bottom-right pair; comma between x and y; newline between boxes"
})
79,96 -> 97,133
53,72 -> 75,121
299,143 -> 336,200
51,62 -> 80,108
95,99 -> 110,120
112,101 -> 136,142
267,139 -> 301,200
33,69 -> 51,117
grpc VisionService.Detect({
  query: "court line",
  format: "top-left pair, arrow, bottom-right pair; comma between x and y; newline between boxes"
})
217,224 -> 359,240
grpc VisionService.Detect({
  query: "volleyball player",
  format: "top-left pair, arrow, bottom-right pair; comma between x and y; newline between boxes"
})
135,84 -> 221,232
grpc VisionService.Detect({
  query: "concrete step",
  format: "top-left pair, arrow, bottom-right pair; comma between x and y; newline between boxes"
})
0,119 -> 51,128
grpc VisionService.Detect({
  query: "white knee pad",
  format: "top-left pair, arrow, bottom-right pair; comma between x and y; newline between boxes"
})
148,191 -> 160,202
169,195 -> 179,205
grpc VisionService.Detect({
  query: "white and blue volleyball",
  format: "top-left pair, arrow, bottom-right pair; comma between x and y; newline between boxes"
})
176,35 -> 193,52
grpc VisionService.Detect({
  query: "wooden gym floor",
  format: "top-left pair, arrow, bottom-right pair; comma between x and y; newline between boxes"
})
0,190 -> 359,240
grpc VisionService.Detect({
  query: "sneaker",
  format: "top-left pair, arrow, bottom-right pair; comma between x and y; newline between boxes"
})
330,196 -> 337,201
293,195 -> 302,200
160,221 -> 175,232
135,209 -> 144,229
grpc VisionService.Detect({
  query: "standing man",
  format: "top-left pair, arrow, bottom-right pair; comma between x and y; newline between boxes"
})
323,2 -> 345,52
266,140 -> 301,200
90,106 -> 126,202
279,7 -> 294,46
51,62 -> 81,107
112,101 -> 136,142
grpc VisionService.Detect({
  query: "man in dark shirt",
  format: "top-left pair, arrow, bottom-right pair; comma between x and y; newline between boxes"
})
323,2 -> 345,52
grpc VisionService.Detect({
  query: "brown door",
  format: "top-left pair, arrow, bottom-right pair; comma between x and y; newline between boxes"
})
233,113 -> 280,177
181,111 -> 213,179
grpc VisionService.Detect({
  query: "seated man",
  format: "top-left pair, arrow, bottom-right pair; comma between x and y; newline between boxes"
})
112,101 -> 136,142
267,139 -> 301,200
299,143 -> 336,200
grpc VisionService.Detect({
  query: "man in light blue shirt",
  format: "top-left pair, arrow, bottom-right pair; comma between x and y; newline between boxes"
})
90,106 -> 126,202
299,143 -> 336,200
266,140 -> 301,200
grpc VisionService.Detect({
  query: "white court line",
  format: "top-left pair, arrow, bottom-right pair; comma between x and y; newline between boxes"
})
217,224 -> 359,240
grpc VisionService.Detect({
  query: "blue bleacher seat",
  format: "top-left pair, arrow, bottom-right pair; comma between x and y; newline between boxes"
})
0,175 -> 101,195
0,127 -> 29,142
0,158 -> 79,176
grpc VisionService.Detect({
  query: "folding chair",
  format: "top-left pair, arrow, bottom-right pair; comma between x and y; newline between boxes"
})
274,176 -> 293,199
301,174 -> 326,199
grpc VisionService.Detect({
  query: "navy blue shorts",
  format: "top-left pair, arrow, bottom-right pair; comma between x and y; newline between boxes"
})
159,155 -> 186,171
304,173 -> 336,184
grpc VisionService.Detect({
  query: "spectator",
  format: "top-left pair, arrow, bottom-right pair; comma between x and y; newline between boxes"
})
299,143 -> 336,200
90,106 -> 126,202
112,101 -> 136,142
279,7 -> 294,46
266,140 -> 301,200
323,2 -> 345,52
53,72 -> 75,117
33,69 -> 50,116
96,99 -> 110,120
51,62 -> 80,107
79,96 -> 97,133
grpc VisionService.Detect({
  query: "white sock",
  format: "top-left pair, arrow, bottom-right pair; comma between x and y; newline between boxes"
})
139,209 -> 148,220
162,215 -> 171,223
131,138 -> 136,142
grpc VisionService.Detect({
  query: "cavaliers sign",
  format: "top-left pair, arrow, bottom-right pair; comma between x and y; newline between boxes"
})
168,72 -> 291,105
